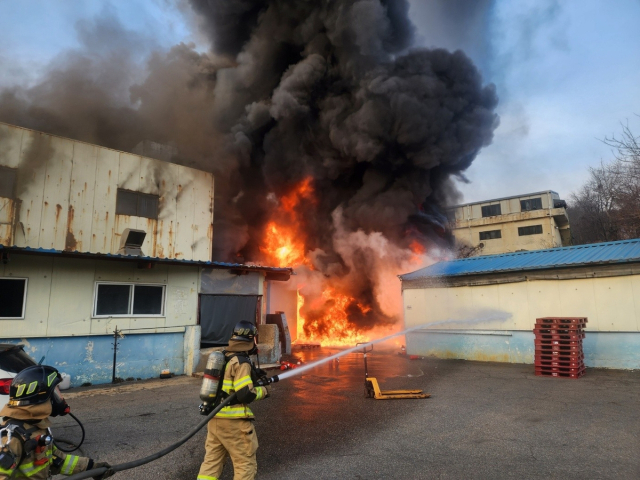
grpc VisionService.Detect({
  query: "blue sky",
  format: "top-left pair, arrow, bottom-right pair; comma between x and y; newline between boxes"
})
409,0 -> 640,203
1,0 -> 639,204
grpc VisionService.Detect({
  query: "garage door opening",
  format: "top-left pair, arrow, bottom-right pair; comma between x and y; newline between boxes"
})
199,295 -> 260,347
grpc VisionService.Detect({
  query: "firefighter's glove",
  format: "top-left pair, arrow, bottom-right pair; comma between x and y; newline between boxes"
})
263,385 -> 271,398
256,368 -> 268,378
92,461 -> 115,479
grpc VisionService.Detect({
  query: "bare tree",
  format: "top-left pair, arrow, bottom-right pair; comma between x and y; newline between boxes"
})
570,121 -> 640,244
604,122 -> 640,238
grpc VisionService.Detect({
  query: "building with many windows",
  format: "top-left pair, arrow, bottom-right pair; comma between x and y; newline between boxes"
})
447,191 -> 571,256
0,122 -> 293,386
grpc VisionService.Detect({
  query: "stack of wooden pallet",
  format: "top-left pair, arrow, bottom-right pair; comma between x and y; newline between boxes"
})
534,317 -> 587,379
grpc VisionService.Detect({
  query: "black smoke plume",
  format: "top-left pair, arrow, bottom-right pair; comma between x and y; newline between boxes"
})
0,1 -> 499,336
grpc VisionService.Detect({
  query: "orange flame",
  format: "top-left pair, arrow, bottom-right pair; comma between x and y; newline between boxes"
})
408,239 -> 426,264
260,222 -> 308,267
409,240 -> 426,255
280,177 -> 315,212
259,178 -> 430,347
258,178 -> 371,346
296,286 -> 370,346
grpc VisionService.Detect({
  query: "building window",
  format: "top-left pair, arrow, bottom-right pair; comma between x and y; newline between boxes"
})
520,198 -> 543,212
481,204 -> 501,217
0,278 -> 27,319
94,283 -> 165,317
0,166 -> 17,199
479,230 -> 502,240
518,225 -> 543,236
116,189 -> 159,219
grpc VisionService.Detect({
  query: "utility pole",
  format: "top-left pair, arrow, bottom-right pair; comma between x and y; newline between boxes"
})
112,326 -> 124,383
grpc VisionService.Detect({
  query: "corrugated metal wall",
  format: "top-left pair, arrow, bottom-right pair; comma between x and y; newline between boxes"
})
0,122 -> 214,261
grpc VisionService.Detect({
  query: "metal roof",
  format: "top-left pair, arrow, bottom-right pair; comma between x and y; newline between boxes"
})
0,245 -> 294,276
400,239 -> 640,280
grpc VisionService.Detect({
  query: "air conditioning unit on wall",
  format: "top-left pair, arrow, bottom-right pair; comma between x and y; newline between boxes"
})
118,228 -> 146,256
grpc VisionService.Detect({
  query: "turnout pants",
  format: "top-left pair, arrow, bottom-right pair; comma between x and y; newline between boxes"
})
198,417 -> 259,480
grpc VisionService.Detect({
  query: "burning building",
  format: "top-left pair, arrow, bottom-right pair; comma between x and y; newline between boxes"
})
0,0 -> 500,347
0,122 -> 292,385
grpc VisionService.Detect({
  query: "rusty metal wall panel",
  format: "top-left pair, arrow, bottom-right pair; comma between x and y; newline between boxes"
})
154,161 -> 178,259
1,123 -> 214,260
16,129 -> 50,247
112,152 -> 141,253
67,142 -> 98,252
0,199 -> 12,224
136,156 -> 159,256
91,148 -> 120,252
40,136 -> 74,250
0,223 -> 11,245
174,166 -> 195,260
192,169 -> 214,262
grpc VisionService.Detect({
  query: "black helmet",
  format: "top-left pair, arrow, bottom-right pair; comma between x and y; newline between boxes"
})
231,321 -> 258,342
8,365 -> 62,407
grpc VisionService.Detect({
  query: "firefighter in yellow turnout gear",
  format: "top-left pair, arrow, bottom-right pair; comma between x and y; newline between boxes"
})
0,365 -> 112,480
198,321 -> 270,480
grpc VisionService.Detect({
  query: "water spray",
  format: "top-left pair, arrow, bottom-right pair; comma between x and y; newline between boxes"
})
271,311 -> 511,383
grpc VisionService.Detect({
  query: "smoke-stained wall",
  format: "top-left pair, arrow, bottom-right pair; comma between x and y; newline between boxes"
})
0,122 -> 214,261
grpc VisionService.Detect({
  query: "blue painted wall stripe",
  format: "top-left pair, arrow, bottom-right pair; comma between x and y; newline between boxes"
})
407,331 -> 640,370
0,333 -> 185,387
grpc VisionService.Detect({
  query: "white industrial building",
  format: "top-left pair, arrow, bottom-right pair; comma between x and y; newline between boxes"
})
400,239 -> 640,370
0,122 -> 294,385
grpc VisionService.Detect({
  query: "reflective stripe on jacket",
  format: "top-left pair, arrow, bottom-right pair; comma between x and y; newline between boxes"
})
218,355 -> 268,419
0,419 -> 90,479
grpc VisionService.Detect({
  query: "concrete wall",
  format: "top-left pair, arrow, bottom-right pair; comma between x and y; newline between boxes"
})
0,332 -> 187,387
448,191 -> 570,255
406,331 -> 640,370
403,274 -> 640,369
452,214 -> 563,255
0,122 -> 214,261
0,253 -> 199,337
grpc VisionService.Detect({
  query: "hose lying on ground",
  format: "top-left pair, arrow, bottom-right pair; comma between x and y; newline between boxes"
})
65,393 -> 238,480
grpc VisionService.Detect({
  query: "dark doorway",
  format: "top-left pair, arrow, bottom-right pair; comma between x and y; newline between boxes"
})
199,295 -> 260,347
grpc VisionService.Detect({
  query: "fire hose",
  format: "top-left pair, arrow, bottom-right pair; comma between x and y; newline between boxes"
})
64,373 -> 281,480
64,392 -> 240,480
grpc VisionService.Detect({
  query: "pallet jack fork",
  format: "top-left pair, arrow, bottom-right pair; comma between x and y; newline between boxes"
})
357,344 -> 430,400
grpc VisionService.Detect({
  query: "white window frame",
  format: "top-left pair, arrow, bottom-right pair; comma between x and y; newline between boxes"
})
0,277 -> 28,320
92,282 -> 166,318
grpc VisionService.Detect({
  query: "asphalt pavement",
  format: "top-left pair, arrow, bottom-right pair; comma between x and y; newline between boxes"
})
52,349 -> 640,479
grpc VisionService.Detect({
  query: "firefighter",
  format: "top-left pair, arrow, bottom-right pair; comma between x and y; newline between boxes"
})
197,321 -> 270,480
0,365 -> 113,479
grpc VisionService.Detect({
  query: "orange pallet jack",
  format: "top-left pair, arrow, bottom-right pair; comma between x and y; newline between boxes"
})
358,344 -> 430,400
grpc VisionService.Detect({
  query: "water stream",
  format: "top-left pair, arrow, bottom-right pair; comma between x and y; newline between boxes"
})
276,310 -> 511,381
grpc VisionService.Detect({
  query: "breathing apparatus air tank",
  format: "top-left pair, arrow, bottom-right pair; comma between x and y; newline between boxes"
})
199,351 -> 226,415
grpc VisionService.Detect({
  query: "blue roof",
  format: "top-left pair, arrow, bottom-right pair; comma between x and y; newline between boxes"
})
400,239 -> 640,280
0,245 -> 294,275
